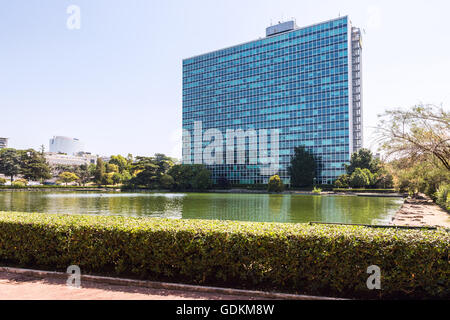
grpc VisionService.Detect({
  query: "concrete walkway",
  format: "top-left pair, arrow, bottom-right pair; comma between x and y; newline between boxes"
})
0,271 -> 262,300
391,196 -> 450,228
0,267 -> 339,300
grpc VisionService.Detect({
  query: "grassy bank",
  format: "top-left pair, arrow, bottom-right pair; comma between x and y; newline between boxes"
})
0,211 -> 448,299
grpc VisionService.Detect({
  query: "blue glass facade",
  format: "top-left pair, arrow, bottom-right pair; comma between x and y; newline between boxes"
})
182,17 -> 362,184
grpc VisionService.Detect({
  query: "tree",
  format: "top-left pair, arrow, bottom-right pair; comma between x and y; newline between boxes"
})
374,172 -> 394,189
0,149 -> 22,182
129,162 -> 159,187
101,172 -> 114,186
375,104 -> 450,171
109,155 -> 130,173
152,153 -> 175,176
349,168 -> 370,188
53,164 -> 76,176
129,154 -> 174,188
20,149 -> 51,182
121,170 -> 132,183
106,163 -> 119,173
362,168 -> 376,186
160,174 -> 174,189
389,157 -> 450,198
112,172 -> 122,185
167,164 -> 194,190
345,148 -> 380,175
288,146 -> 317,187
58,172 -> 79,186
167,164 -> 212,191
334,174 -> 349,188
77,164 -> 93,186
268,175 -> 284,192
192,168 -> 212,190
94,158 -> 105,185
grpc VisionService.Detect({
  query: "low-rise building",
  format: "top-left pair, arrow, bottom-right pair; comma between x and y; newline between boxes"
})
45,152 -> 97,167
0,137 -> 8,149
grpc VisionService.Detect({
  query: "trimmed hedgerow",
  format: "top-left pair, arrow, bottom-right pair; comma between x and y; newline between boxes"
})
0,185 -> 115,190
0,211 -> 448,299
333,188 -> 397,193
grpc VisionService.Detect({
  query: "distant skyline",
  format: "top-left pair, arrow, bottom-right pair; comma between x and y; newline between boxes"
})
1,0 -> 449,158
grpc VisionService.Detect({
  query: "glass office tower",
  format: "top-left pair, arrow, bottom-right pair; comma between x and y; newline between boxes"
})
182,16 -> 362,184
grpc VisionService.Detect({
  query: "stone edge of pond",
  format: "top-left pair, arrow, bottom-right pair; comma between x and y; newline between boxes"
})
0,266 -> 346,301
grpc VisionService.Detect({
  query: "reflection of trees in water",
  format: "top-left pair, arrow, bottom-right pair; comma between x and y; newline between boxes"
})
318,196 -> 402,224
0,192 -> 403,225
181,194 -> 291,223
95,194 -> 184,217
0,191 -> 50,213
38,193 -> 185,217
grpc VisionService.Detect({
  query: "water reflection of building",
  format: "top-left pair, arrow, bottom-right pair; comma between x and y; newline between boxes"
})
181,194 -> 291,223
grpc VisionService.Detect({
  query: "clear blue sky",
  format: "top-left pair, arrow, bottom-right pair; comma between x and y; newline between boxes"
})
1,0 -> 449,158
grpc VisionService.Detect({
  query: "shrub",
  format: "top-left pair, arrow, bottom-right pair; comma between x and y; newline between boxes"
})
312,187 -> 322,194
0,212 -> 448,299
58,172 -> 80,186
267,175 -> 284,192
333,188 -> 396,193
11,179 -> 28,187
435,184 -> 450,212
334,174 -> 349,188
0,177 -> 6,185
349,168 -> 370,188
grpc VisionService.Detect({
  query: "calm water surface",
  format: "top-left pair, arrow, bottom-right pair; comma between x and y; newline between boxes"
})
0,191 -> 403,225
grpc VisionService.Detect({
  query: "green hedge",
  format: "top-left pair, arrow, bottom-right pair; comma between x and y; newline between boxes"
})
0,185 -> 117,190
0,212 -> 448,299
333,188 -> 397,193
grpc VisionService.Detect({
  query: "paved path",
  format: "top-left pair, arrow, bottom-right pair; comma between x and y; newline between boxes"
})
0,271 -> 261,300
392,196 -> 450,228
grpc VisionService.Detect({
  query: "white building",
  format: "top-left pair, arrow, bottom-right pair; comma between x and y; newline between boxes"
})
49,136 -> 83,155
45,152 -> 97,166
0,137 -> 8,149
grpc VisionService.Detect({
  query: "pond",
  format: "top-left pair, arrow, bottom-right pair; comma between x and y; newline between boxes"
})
0,191 -> 403,225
